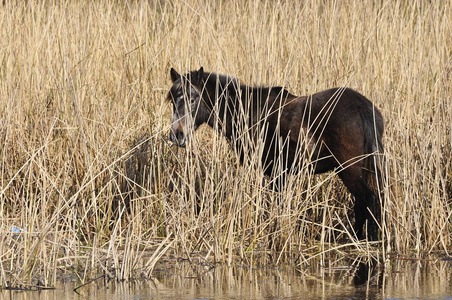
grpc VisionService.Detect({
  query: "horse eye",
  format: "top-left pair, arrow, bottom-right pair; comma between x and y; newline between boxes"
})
175,94 -> 184,103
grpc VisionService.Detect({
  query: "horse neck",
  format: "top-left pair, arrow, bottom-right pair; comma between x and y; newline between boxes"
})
203,79 -> 280,141
202,82 -> 246,140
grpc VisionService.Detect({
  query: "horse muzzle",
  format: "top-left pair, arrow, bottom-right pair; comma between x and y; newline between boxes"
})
169,129 -> 186,147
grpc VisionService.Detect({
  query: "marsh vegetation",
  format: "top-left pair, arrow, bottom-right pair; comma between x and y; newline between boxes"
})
0,0 -> 450,288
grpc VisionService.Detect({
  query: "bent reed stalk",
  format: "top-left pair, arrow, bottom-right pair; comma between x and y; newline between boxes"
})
0,0 -> 451,287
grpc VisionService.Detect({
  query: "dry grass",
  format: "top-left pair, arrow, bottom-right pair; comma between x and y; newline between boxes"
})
0,0 -> 450,287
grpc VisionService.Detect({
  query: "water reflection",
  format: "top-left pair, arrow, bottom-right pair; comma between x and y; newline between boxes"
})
352,257 -> 380,286
1,257 -> 451,299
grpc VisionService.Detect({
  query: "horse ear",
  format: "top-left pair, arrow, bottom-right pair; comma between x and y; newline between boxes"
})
196,67 -> 204,84
170,68 -> 180,82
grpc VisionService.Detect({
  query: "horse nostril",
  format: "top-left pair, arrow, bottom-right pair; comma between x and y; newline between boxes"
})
176,131 -> 186,147
176,130 -> 184,141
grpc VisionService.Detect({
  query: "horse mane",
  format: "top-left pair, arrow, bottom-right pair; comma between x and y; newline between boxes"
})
264,86 -> 296,99
202,72 -> 240,90
167,68 -> 296,107
202,71 -> 295,102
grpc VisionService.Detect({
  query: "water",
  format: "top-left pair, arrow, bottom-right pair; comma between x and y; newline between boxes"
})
2,258 -> 452,300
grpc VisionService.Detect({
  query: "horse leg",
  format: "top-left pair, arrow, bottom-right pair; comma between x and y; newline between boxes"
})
338,166 -> 378,240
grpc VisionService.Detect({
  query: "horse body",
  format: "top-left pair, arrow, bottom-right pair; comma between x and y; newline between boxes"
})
167,67 -> 384,240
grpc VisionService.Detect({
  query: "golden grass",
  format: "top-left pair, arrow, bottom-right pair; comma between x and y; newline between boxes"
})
0,0 -> 451,287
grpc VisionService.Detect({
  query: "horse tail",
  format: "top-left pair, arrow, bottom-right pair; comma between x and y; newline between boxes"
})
359,95 -> 385,199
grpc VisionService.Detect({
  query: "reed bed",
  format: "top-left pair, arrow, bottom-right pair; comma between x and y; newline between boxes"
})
0,0 -> 450,287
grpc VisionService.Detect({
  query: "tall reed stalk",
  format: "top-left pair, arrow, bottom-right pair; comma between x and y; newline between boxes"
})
0,0 -> 450,287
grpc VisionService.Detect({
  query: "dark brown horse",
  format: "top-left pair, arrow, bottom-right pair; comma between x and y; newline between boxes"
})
167,67 -> 384,240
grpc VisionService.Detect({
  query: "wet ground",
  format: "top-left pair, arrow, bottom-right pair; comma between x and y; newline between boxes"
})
2,256 -> 452,299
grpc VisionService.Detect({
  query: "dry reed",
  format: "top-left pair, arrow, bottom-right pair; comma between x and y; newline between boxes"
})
0,0 -> 450,287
